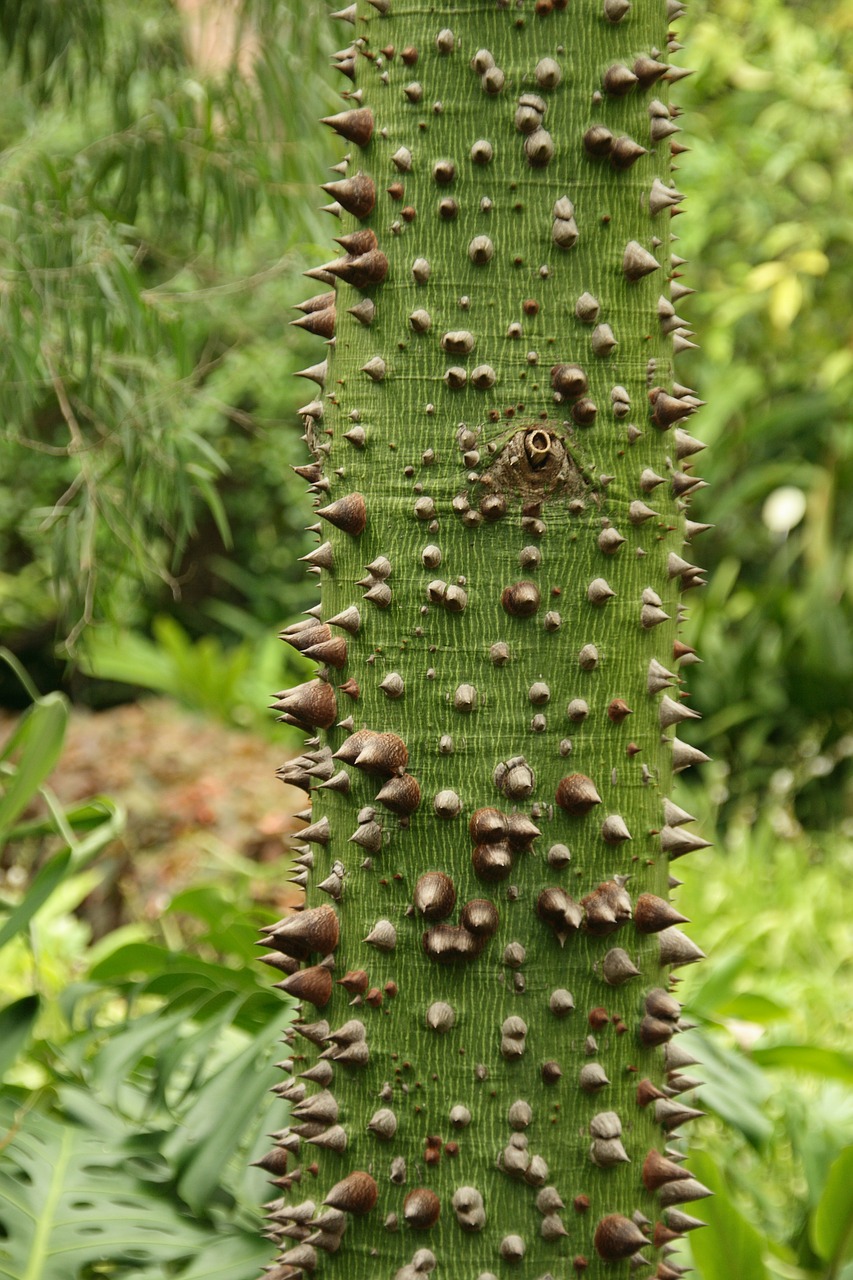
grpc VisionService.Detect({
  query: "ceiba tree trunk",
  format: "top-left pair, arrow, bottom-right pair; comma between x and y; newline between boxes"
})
262,2 -> 710,1277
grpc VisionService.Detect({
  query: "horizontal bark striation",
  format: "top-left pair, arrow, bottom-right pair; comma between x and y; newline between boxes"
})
265,2 -> 708,1278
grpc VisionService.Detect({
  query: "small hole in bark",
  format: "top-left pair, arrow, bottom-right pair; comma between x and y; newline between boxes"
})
525,430 -> 552,468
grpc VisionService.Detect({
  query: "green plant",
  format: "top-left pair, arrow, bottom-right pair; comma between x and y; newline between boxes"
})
670,0 -> 853,825
0,0 -> 336,653
1,754 -> 302,1280
258,3 -> 713,1278
663,799 -> 853,1280
76,613 -> 311,736
0,1100 -> 210,1280
0,931 -> 297,1280
0,649 -> 124,1070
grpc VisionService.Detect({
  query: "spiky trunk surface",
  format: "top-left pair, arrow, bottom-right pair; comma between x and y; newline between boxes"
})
264,3 -> 709,1278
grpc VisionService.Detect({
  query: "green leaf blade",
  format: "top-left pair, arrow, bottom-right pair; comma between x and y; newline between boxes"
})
686,1150 -> 772,1280
0,1104 -> 208,1280
751,1045 -> 853,1083
810,1146 -> 853,1268
0,693 -> 69,841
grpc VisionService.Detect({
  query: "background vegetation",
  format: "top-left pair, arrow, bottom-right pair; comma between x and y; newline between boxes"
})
1,0 -> 852,1277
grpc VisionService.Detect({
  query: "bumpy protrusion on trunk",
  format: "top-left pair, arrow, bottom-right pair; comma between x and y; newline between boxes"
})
261,2 -> 709,1277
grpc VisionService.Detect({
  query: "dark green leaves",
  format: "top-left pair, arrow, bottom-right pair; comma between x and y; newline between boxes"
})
751,1045 -> 853,1083
810,1147 -> 853,1274
0,652 -> 125,957
685,1150 -> 771,1280
0,996 -> 39,1078
0,2 -> 338,641
0,683 -> 68,845
0,1102 -> 209,1280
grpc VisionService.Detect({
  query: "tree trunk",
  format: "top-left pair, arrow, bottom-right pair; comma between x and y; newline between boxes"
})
263,2 -> 709,1277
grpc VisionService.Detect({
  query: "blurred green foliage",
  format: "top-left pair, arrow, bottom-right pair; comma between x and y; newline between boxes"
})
0,664 -> 298,1279
675,0 -> 853,826
0,0 -> 332,689
673,785 -> 853,1278
76,612 -> 312,737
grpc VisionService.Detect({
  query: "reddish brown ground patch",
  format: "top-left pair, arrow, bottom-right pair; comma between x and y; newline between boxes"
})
1,698 -> 305,935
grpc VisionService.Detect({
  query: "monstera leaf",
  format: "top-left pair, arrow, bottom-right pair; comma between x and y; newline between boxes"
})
129,1233 -> 277,1280
0,1102 -> 207,1280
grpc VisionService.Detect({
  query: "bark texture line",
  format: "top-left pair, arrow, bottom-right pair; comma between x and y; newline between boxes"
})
262,2 -> 710,1277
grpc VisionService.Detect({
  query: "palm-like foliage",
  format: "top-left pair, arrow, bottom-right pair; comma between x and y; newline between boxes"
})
0,0 -> 333,645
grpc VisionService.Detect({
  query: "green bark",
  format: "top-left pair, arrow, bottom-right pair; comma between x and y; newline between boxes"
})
263,2 -> 709,1277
